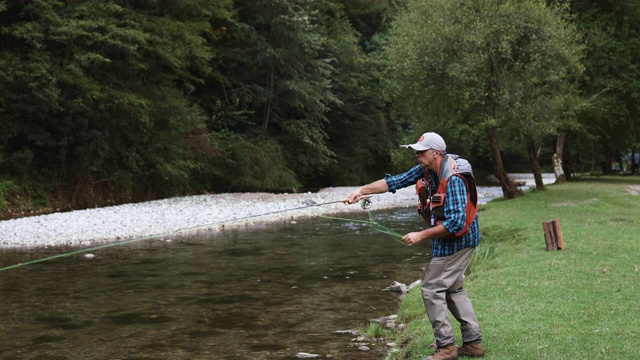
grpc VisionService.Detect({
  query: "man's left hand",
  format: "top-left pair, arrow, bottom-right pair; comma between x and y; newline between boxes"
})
402,232 -> 425,246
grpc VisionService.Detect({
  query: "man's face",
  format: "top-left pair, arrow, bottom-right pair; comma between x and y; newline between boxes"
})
415,149 -> 440,170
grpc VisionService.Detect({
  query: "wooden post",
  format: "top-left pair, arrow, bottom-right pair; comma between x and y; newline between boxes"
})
542,219 -> 565,251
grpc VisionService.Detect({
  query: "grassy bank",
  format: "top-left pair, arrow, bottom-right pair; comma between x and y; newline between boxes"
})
385,176 -> 640,359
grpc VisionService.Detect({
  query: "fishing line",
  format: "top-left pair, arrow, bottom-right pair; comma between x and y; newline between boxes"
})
0,198 -> 351,273
319,212 -> 407,246
0,237 -> 153,272
317,196 -> 407,246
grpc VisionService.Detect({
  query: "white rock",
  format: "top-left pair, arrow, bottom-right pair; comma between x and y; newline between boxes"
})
295,352 -> 321,358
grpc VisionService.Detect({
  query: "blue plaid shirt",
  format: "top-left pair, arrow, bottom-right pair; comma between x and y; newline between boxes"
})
385,164 -> 480,257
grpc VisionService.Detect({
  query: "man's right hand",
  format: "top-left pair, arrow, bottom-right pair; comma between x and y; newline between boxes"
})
340,190 -> 362,204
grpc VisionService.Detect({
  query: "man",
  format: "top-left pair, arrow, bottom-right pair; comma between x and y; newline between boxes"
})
342,132 -> 484,360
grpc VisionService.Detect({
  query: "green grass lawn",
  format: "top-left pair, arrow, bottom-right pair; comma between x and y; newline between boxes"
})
385,175 -> 640,360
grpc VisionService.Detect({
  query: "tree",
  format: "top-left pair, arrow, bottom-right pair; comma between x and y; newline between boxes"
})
567,0 -> 640,174
199,0 -> 396,189
0,0 -> 215,206
385,0 -> 584,198
238,0 -> 340,179
312,0 -> 397,186
192,0 -> 343,190
339,0 -> 399,50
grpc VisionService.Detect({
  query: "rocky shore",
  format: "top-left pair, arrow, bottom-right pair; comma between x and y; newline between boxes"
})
0,187 -> 419,249
0,174 -> 554,249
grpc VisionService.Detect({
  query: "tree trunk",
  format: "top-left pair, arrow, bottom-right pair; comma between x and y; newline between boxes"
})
487,126 -> 522,199
553,133 -> 566,183
562,139 -> 573,181
527,139 -> 545,190
262,64 -> 275,131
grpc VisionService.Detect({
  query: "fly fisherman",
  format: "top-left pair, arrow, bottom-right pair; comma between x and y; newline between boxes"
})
342,132 -> 484,360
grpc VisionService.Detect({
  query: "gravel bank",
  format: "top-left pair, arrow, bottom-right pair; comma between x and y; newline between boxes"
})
1,177 -> 549,249
0,187 -> 418,249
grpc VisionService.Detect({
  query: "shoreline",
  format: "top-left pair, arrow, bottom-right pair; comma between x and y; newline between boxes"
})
0,174 -> 555,249
0,187 -> 418,249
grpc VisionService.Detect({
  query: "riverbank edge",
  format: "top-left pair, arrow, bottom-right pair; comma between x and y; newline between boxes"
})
1,174 -> 555,249
0,186 -> 422,249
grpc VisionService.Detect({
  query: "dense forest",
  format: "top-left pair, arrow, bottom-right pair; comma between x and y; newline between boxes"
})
1,0 -> 640,216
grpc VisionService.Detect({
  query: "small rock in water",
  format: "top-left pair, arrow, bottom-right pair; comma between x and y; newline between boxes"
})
386,281 -> 407,293
371,314 -> 397,325
295,352 -> 321,358
333,329 -> 359,335
84,253 -> 95,259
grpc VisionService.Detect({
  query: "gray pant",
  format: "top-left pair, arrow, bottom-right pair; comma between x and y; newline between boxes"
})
421,246 -> 482,347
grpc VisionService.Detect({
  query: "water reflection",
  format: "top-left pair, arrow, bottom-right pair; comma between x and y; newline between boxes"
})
0,208 -> 427,359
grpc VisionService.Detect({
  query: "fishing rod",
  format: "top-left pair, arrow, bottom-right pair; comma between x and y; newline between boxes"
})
198,196 -> 371,227
0,197 -> 371,273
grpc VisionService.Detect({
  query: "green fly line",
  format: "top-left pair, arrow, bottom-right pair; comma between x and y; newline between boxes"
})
319,212 -> 407,246
0,235 -> 162,273
319,198 -> 407,246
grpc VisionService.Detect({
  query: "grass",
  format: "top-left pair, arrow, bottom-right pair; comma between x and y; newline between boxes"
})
384,175 -> 640,360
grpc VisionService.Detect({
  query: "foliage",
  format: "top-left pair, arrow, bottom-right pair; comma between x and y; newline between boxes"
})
567,0 -> 640,170
219,0 -> 339,181
0,177 -> 16,213
2,0 -> 640,214
206,131 -> 301,192
339,0 -> 400,50
197,0 -> 397,187
0,0 -> 215,207
316,0 -> 397,186
358,321 -> 394,341
384,0 -> 584,172
0,0 -> 402,212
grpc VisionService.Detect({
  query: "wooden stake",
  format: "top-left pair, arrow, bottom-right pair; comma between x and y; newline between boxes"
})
542,219 -> 565,251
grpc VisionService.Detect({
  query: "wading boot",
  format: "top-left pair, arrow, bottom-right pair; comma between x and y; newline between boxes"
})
422,343 -> 458,360
457,340 -> 485,358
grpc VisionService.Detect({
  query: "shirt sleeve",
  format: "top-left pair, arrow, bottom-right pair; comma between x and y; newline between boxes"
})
384,165 -> 424,193
441,175 -> 468,235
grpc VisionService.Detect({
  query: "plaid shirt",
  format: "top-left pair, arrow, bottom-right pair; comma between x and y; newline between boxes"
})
385,164 -> 480,257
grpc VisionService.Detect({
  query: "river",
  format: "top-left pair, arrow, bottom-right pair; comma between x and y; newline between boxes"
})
0,207 -> 427,360
0,178 -> 554,359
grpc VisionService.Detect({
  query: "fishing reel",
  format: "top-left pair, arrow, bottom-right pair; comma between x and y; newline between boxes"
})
360,197 -> 372,210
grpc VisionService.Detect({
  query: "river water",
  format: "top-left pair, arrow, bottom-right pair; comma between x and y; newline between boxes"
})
0,177 -> 554,359
0,207 -> 428,360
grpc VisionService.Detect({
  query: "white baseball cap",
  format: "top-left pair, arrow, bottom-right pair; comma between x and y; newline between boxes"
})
400,132 -> 446,152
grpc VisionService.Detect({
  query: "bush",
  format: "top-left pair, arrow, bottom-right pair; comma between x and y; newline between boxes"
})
0,178 -> 18,213
201,132 -> 302,192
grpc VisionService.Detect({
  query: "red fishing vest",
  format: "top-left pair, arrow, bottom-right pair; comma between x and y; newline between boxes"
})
415,155 -> 478,237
